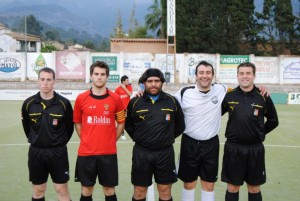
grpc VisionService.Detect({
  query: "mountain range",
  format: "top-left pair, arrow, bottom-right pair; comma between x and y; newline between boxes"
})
0,0 -> 299,39
0,0 -> 152,37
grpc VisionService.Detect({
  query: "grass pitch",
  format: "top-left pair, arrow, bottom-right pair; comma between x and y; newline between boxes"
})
0,101 -> 299,201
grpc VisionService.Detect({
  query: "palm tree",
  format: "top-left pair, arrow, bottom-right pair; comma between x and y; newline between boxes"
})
145,0 -> 166,38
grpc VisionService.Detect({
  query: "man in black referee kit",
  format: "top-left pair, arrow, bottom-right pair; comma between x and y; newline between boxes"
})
125,68 -> 185,201
21,67 -> 74,201
221,62 -> 279,201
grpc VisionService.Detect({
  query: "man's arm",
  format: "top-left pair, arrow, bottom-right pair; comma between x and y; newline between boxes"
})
174,98 -> 185,138
65,100 -> 74,141
116,122 -> 125,140
21,101 -> 30,138
125,100 -> 135,138
264,97 -> 279,134
122,84 -> 133,97
74,123 -> 82,139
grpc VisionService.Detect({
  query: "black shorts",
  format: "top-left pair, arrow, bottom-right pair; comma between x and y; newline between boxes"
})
75,154 -> 118,187
131,144 -> 177,187
28,145 -> 70,185
221,141 -> 266,186
177,134 -> 219,183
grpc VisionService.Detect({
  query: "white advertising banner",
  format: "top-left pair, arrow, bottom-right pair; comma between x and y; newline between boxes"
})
185,54 -> 217,83
0,53 -> 25,80
0,89 -> 84,101
123,53 -> 154,85
280,56 -> 300,84
26,53 -> 54,80
154,54 -> 185,83
90,53 -> 121,83
288,93 -> 300,104
253,57 -> 279,84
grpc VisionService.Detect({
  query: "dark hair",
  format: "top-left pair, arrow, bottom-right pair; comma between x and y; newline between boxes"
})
90,61 -> 110,76
195,61 -> 214,76
121,75 -> 129,83
38,67 -> 55,80
237,62 -> 256,75
138,76 -> 143,84
141,68 -> 165,83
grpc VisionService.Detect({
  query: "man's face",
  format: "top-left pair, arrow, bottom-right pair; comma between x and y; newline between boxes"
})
144,77 -> 163,95
195,65 -> 213,90
90,67 -> 108,88
237,66 -> 256,90
38,71 -> 55,94
123,78 -> 130,86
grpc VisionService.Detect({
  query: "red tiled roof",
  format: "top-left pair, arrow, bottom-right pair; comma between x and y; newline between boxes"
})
5,32 -> 40,42
111,38 -> 167,43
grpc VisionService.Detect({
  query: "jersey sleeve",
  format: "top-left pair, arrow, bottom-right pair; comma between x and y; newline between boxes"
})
73,94 -> 83,123
21,99 -> 31,138
115,95 -> 126,124
65,100 -> 74,141
264,96 -> 279,134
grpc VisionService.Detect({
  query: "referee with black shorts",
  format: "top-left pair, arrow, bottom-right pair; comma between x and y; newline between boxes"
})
221,62 -> 279,201
21,67 -> 74,201
125,68 -> 185,201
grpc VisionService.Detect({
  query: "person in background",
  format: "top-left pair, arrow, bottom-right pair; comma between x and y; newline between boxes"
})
138,76 -> 145,91
115,75 -> 133,140
221,62 -> 279,201
21,67 -> 74,201
73,61 -> 126,201
125,68 -> 185,201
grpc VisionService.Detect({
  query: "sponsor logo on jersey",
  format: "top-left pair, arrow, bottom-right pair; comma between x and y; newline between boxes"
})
211,96 -> 218,104
87,116 -> 111,124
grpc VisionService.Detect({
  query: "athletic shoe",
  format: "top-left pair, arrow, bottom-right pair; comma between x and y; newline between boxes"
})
120,134 -> 126,140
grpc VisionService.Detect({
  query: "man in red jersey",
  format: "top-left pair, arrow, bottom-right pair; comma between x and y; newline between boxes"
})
73,61 -> 126,201
115,75 -> 132,140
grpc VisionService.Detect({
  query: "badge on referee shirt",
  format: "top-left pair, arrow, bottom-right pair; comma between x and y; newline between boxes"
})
253,108 -> 259,116
53,119 -> 58,125
166,114 -> 170,121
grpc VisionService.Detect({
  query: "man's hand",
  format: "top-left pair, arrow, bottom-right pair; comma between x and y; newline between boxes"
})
135,90 -> 144,97
258,85 -> 270,97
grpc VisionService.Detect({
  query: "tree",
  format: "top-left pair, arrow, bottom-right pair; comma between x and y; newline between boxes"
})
275,0 -> 296,40
145,0 -> 166,38
44,30 -> 61,41
98,39 -> 110,52
41,44 -> 59,52
128,3 -> 139,35
111,10 -> 126,38
16,15 -> 42,36
128,26 -> 150,38
83,41 -> 95,50
274,0 -> 298,54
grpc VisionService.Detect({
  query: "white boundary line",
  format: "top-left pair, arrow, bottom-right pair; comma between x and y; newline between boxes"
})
1,141 -> 300,148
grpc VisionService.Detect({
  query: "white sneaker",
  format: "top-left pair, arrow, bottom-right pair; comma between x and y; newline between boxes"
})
120,134 -> 126,140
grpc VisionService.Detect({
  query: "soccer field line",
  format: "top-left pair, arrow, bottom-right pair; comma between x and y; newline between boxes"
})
0,141 -> 300,148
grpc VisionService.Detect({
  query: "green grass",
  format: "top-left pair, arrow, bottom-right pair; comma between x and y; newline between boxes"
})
0,101 -> 299,201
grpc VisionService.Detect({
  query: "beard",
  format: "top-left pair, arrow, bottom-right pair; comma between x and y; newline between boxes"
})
145,86 -> 162,96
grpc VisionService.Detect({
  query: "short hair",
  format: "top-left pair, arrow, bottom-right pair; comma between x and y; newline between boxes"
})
90,61 -> 110,76
141,68 -> 165,83
237,62 -> 256,75
195,61 -> 214,76
121,75 -> 129,83
38,67 -> 55,80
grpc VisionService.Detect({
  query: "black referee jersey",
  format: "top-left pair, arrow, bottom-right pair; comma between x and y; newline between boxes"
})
21,91 -> 74,148
222,86 -> 279,145
125,91 -> 185,150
